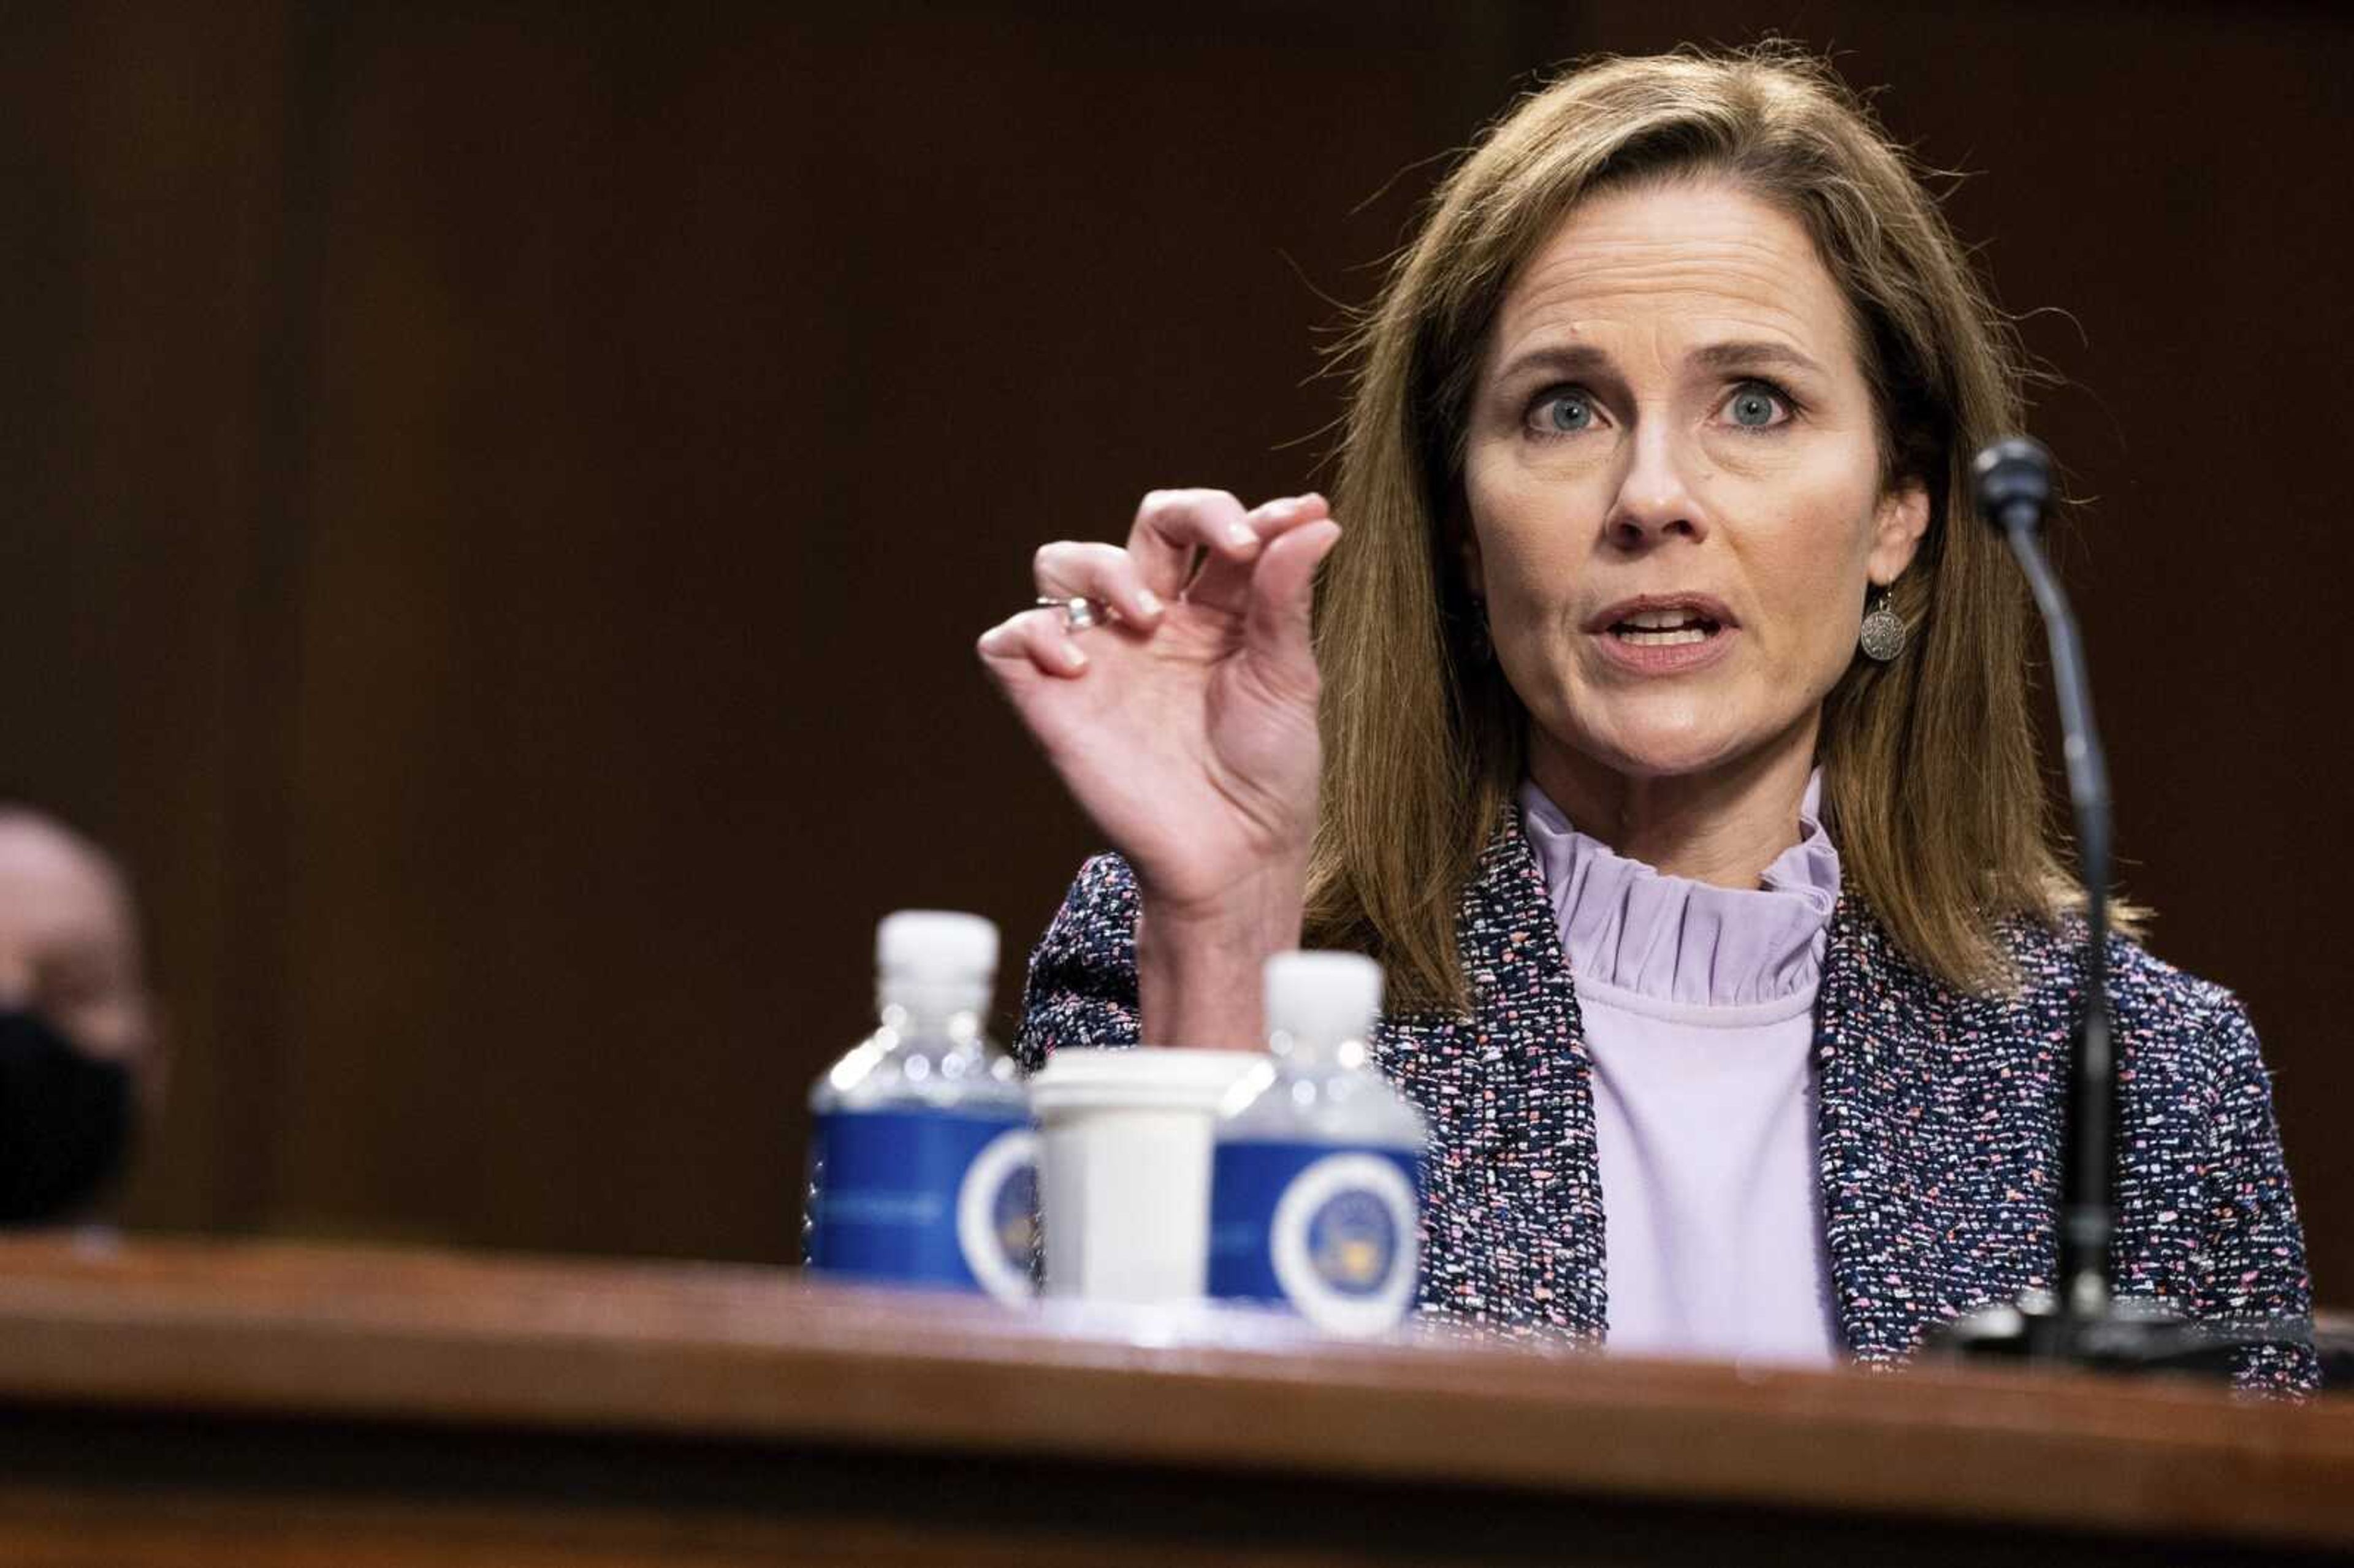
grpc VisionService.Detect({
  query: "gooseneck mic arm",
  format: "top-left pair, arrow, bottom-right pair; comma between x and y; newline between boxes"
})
1971,437 -> 2114,1325
1931,439 -> 2307,1377
1930,435 -> 2316,1365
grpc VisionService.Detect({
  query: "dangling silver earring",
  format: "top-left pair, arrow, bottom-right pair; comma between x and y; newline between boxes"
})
1859,584 -> 1906,663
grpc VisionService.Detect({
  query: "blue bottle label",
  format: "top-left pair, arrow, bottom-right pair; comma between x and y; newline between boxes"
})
804,1108 -> 1038,1302
1208,1141 -> 1421,1334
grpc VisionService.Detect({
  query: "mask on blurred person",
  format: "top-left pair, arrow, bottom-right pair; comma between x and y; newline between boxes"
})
0,1008 -> 131,1224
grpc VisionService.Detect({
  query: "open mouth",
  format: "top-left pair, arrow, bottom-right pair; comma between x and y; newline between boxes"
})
1609,609 -> 1722,647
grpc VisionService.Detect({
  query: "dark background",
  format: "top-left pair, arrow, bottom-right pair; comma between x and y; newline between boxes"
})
4,2 -> 2349,1297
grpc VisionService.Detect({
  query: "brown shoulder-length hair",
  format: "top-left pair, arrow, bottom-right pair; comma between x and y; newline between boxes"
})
1307,44 -> 2112,1011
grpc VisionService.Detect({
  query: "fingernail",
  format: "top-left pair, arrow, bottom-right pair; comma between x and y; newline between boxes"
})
1227,523 -> 1259,549
1136,588 -> 1164,616
1063,644 -> 1089,671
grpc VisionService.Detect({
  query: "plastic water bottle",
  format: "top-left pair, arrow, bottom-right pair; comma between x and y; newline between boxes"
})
1206,951 -> 1425,1334
802,910 -> 1037,1301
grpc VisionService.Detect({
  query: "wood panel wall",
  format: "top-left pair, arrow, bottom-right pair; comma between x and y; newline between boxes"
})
3,2 -> 2348,1296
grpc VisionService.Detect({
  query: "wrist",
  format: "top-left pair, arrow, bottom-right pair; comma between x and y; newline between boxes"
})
1135,863 -> 1306,1049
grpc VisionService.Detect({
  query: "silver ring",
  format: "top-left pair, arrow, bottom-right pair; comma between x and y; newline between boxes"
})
1037,594 -> 1105,631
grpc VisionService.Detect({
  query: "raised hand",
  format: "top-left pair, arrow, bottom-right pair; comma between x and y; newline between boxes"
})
978,489 -> 1341,1045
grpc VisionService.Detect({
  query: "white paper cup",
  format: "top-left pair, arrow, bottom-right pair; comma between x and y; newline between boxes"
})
1028,1047 -> 1265,1304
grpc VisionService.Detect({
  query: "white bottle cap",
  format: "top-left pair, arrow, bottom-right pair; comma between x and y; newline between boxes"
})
877,910 -> 999,980
876,910 -> 999,1020
1263,950 -> 1382,1050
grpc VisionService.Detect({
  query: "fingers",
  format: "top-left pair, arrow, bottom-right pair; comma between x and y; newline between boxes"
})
1124,489 -> 1255,599
985,489 -> 1330,687
977,607 -> 1091,680
1126,489 -> 1327,603
1032,541 -> 1167,627
1187,493 -> 1330,614
1243,518 -> 1342,694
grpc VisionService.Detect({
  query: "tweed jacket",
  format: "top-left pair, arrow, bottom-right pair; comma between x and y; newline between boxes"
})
1014,820 -> 2318,1394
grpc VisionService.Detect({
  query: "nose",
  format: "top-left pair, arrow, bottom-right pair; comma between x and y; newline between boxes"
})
1602,422 -> 1708,552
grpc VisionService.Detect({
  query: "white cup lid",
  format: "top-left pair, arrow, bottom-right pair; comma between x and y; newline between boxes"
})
1028,1047 -> 1265,1116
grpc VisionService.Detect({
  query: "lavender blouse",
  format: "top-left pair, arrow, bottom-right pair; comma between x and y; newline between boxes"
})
1517,771 -> 1843,1365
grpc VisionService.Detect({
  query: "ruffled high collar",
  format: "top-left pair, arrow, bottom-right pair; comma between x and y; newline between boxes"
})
1517,769 -> 1841,1008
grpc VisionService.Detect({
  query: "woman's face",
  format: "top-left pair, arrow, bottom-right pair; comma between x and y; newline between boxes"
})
1462,177 -> 1928,792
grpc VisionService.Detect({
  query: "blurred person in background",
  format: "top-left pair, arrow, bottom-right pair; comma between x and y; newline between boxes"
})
981,47 -> 2313,1390
0,804 -> 159,1225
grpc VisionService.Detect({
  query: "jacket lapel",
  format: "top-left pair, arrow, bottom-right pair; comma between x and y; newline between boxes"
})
1812,897 -> 1954,1359
1813,900 -> 2066,1360
1379,820 -> 1607,1341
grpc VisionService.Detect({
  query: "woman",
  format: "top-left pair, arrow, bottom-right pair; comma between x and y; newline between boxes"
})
977,48 -> 2313,1389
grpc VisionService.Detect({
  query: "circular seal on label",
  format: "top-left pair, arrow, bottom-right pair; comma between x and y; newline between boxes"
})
956,1127 -> 1040,1303
1270,1152 -> 1418,1336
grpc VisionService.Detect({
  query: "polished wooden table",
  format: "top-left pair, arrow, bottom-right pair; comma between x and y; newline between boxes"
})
0,1235 -> 2347,1565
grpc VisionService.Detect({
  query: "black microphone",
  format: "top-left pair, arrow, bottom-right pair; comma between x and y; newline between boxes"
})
1972,438 -> 2116,1329
1973,436 -> 2056,537
1932,438 -> 2305,1376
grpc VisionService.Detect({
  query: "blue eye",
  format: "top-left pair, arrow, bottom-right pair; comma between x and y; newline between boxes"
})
1537,392 -> 1594,433
1724,382 -> 1788,429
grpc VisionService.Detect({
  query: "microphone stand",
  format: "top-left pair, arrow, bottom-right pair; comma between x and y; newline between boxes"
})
1925,438 -> 2303,1379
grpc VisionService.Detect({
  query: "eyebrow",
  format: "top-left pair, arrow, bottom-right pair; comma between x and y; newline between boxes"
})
1491,339 -> 1829,385
1490,343 -> 1610,384
1692,340 -> 1828,378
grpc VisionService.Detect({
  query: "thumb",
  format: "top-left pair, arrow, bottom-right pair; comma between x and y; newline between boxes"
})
1242,518 -> 1341,694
